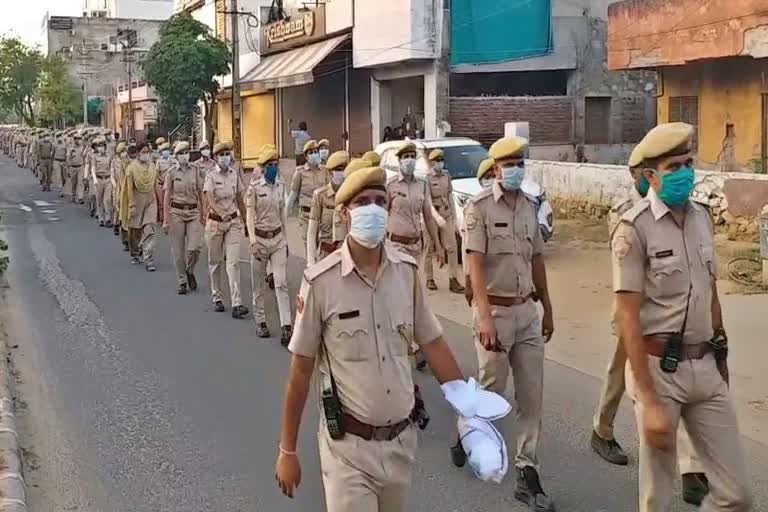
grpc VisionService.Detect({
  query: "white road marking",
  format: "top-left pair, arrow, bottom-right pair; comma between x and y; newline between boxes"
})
42,209 -> 57,214
18,204 -> 32,212
33,200 -> 52,207
47,217 -> 60,221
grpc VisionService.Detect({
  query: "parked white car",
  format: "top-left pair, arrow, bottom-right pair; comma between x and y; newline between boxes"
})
374,137 -> 554,242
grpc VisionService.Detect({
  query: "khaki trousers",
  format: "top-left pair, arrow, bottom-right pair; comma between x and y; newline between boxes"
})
298,213 -> 309,257
95,178 -> 113,223
475,299 -> 544,469
318,423 -> 417,512
205,218 -> 242,306
424,218 -> 461,281
67,166 -> 81,199
169,213 -> 203,287
595,337 -> 703,473
39,160 -> 53,188
628,355 -> 752,512
129,224 -> 156,264
54,161 -> 67,190
249,238 -> 291,326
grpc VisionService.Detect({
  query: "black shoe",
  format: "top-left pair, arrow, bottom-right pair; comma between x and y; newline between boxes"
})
231,305 -> 249,319
123,242 -> 130,252
450,435 -> 466,468
682,473 -> 709,506
178,284 -> 187,295
591,431 -> 629,465
130,257 -> 141,264
78,199 -> 85,204
449,277 -> 466,294
266,273 -> 275,290
146,264 -> 156,272
415,352 -> 427,372
256,322 -> 270,338
99,220 -> 104,227
281,325 -> 293,347
515,466 -> 556,511
113,224 -> 120,236
105,221 -> 113,228
187,272 -> 197,291
426,279 -> 438,291
214,301 -> 226,313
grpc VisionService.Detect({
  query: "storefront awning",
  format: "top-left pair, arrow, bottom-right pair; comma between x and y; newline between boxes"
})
240,34 -> 349,90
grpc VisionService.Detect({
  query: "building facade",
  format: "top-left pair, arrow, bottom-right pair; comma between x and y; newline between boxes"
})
609,0 -> 768,173
84,0 -> 174,20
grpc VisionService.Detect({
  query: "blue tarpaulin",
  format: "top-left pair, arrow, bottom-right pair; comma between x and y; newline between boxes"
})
450,0 -> 553,66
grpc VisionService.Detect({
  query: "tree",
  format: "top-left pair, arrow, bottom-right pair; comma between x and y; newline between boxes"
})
0,37 -> 42,126
142,13 -> 230,145
38,56 -> 83,127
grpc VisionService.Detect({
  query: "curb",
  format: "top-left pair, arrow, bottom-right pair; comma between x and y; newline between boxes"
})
0,314 -> 25,512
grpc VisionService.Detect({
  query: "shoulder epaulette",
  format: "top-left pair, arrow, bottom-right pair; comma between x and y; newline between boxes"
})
469,187 -> 493,204
619,198 -> 651,224
303,250 -> 342,283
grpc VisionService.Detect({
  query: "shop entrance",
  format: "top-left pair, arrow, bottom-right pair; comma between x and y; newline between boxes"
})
377,76 -> 425,143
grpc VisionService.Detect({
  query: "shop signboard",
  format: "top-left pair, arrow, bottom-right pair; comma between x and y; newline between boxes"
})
260,7 -> 327,55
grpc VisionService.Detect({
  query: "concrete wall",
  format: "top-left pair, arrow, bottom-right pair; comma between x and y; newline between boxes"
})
112,0 -> 174,20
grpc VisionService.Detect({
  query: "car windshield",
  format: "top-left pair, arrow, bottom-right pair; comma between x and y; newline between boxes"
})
438,145 -> 489,179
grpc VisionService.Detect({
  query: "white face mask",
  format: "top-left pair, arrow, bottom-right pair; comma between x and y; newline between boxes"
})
331,170 -> 344,186
161,150 -> 170,158
201,149 -> 211,158
400,157 -> 415,176
349,204 -> 387,249
319,148 -> 330,162
177,154 -> 190,165
307,153 -> 321,168
139,154 -> 150,162
433,161 -> 444,173
119,151 -> 128,159
217,154 -> 231,168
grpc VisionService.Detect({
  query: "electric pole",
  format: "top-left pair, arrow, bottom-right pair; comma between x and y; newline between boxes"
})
231,0 -> 242,161
126,47 -> 134,141
82,82 -> 88,125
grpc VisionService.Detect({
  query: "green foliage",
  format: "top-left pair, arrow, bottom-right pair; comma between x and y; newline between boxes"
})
0,37 -> 42,126
38,56 -> 83,127
142,13 -> 230,127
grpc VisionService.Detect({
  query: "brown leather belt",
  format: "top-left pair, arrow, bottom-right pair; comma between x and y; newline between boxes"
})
254,227 -> 282,239
342,413 -> 411,442
301,206 -> 311,212
488,294 -> 531,307
320,241 -> 340,253
208,212 -> 238,222
643,334 -> 713,360
171,202 -> 198,210
388,233 -> 420,245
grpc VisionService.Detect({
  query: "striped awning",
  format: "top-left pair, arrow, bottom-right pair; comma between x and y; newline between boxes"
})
240,34 -> 349,90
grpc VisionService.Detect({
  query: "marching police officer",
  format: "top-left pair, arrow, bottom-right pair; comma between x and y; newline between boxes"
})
204,141 -> 249,319
37,131 -> 54,192
163,141 -> 204,295
275,164 -> 465,511
156,141 -> 173,185
423,149 -> 464,294
124,142 -> 161,271
67,133 -> 85,203
613,122 -> 752,512
54,133 -> 68,197
286,140 -> 330,256
317,138 -> 330,166
460,136 -> 556,511
362,150 -> 381,167
245,147 -> 292,344
90,136 -> 114,228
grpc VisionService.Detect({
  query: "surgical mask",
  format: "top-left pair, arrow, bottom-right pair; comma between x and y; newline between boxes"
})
307,153 -> 321,167
349,204 -> 387,249
433,161 -> 444,173
332,170 -> 344,186
139,154 -> 150,163
161,150 -> 170,158
656,165 -> 694,207
500,165 -> 525,191
400,158 -> 415,175
201,149 -> 211,158
119,151 -> 128,159
177,154 -> 190,165
480,177 -> 494,190
264,163 -> 279,184
637,175 -> 650,197
217,155 -> 231,168
319,148 -> 329,162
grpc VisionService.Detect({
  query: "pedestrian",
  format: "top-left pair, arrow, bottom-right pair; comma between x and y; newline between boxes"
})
274,164 -> 465,510
111,142 -> 131,251
54,133 -> 68,197
66,134 -> 85,203
457,136 -> 556,511
90,136 -> 114,228
286,140 -> 330,257
423,149 -> 464,294
317,138 -> 330,166
289,120 -> 312,165
37,131 -> 54,192
306,151 -> 353,266
613,122 -> 752,512
245,146 -> 292,343
204,141 -> 249,319
124,142 -> 161,271
162,141 -> 204,295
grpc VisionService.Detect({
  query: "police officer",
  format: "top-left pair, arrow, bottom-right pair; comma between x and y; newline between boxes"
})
423,149 -> 464,294
153,137 -> 166,161
67,133 -> 85,203
306,151 -> 353,265
156,141 -> 173,184
37,131 -> 55,192
362,150 -> 381,167
613,122 -> 752,512
385,142 -> 442,263
204,141 -> 249,319
162,141 -> 204,295
317,138 -> 330,166
461,136 -> 556,511
90,136 -> 114,227
194,141 -> 217,177
245,147 -> 292,343
54,133 -> 68,197
287,140 -> 330,256
274,164 -> 465,511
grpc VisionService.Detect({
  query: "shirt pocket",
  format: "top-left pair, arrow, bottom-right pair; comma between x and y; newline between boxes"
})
648,255 -> 688,295
327,315 -> 373,362
487,221 -> 516,255
388,304 -> 415,357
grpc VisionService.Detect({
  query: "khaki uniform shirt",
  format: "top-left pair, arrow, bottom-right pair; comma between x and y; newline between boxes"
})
90,153 -> 111,179
612,187 -> 716,343
608,187 -> 644,237
203,165 -> 243,216
67,145 -> 85,167
386,174 -> 433,238
165,163 -> 203,221
309,184 -> 347,244
463,182 -> 544,298
289,241 -> 443,426
290,165 -> 330,215
54,142 -> 67,161
194,157 -> 217,178
427,169 -> 454,220
245,177 -> 286,255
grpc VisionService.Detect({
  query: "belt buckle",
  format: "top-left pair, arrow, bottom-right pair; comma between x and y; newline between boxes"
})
372,426 -> 391,442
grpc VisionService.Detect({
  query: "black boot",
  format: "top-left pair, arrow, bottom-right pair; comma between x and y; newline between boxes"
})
177,283 -> 187,295
515,466 -> 556,511
214,301 -> 226,313
256,322 -> 270,338
186,272 -> 197,291
231,305 -> 249,319
682,473 -> 709,506
590,431 -> 628,465
280,325 -> 293,347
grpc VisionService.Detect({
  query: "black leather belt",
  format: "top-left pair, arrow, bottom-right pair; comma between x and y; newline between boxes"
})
253,227 -> 282,239
171,202 -> 198,210
208,212 -> 238,222
342,414 -> 411,442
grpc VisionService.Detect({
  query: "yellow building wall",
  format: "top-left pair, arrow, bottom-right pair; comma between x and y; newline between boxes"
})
217,98 -> 233,144
241,92 -> 275,169
658,58 -> 767,172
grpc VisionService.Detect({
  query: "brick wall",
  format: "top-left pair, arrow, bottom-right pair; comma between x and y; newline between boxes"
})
449,96 -> 574,145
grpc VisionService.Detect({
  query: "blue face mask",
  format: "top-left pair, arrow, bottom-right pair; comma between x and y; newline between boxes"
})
637,175 -> 650,197
500,165 -> 525,191
264,163 -> 278,184
307,153 -> 321,168
656,165 -> 695,207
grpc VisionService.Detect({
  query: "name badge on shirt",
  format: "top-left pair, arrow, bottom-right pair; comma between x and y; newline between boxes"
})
338,310 -> 360,320
655,250 -> 674,258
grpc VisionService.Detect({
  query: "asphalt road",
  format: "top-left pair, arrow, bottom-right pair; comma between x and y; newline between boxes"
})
0,155 -> 766,512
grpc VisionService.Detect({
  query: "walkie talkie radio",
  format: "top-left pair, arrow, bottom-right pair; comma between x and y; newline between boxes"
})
661,284 -> 692,374
320,344 -> 345,440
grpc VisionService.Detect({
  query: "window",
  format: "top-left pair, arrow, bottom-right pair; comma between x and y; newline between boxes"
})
585,97 -> 612,144
668,96 -> 699,148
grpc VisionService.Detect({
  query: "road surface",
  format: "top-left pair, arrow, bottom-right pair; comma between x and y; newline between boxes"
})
0,156 -> 766,511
